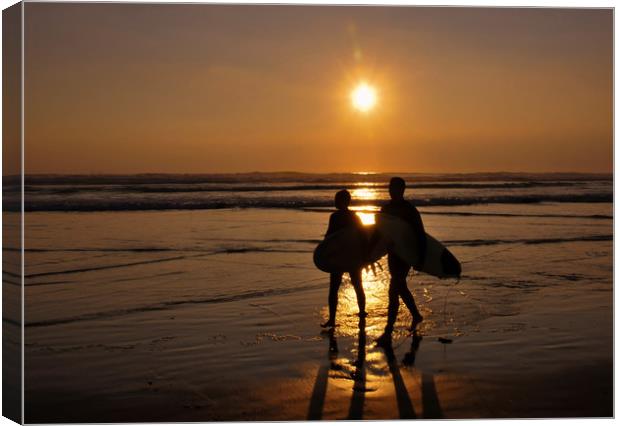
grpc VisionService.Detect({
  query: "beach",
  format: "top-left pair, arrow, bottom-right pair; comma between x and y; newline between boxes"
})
13,174 -> 613,421
12,3 -> 613,421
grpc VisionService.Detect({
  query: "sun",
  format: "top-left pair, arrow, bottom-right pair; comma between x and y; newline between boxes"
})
351,82 -> 377,112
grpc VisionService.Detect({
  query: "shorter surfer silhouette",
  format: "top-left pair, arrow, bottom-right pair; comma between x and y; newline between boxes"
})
321,190 -> 367,328
376,177 -> 427,347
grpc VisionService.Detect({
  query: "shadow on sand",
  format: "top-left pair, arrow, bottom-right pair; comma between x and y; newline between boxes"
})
307,325 -> 443,420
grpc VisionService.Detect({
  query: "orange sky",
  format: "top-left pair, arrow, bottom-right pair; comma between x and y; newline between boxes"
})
24,4 -> 612,174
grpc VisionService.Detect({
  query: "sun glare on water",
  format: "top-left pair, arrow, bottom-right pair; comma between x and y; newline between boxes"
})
351,83 -> 377,112
351,205 -> 380,226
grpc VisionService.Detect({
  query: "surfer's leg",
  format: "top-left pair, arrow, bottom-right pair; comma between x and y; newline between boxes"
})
386,278 -> 400,332
376,278 -> 399,347
349,269 -> 367,317
397,273 -> 424,326
388,256 -> 423,328
377,255 -> 409,346
322,273 -> 342,328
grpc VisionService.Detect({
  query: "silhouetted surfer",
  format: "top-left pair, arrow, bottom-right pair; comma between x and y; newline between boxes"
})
376,177 -> 427,347
321,190 -> 367,328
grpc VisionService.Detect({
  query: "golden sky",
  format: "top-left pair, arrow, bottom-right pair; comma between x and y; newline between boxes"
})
24,4 -> 612,174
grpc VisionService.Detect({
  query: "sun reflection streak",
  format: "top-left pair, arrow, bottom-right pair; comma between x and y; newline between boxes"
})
350,204 -> 379,226
319,184 -> 440,340
329,260 -> 391,339
351,187 -> 379,200
320,259 -> 438,341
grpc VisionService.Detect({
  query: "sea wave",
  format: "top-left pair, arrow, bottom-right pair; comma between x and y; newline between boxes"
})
6,192 -> 612,212
22,181 -> 588,195
4,172 -> 611,212
6,171 -> 612,185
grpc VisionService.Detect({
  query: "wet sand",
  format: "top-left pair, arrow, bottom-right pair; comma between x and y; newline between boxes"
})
25,286 -> 613,422
21,207 -> 613,421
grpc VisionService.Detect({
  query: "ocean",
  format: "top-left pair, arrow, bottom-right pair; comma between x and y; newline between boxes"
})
6,171 -> 613,211
9,172 -> 613,421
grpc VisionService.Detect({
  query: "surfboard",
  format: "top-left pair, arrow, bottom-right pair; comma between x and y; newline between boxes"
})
375,213 -> 461,279
313,214 -> 461,278
313,225 -> 388,273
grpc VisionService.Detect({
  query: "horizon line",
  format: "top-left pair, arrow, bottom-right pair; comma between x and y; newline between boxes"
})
5,170 -> 613,178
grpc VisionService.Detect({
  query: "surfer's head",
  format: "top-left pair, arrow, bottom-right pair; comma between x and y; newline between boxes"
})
334,189 -> 351,210
389,177 -> 406,200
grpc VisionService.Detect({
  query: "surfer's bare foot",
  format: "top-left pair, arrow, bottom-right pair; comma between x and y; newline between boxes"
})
409,314 -> 424,331
321,320 -> 336,328
375,332 -> 392,348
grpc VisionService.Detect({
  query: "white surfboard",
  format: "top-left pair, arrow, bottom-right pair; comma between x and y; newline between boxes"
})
375,213 -> 461,279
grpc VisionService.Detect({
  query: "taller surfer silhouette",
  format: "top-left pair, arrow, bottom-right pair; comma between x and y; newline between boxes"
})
376,177 -> 427,347
320,190 -> 367,328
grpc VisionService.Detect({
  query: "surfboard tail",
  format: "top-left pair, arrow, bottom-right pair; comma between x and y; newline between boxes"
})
440,249 -> 461,278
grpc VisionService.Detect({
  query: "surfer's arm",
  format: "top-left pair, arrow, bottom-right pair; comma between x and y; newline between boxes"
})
325,213 -> 340,236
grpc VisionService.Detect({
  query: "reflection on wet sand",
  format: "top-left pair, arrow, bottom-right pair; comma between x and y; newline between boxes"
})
347,318 -> 366,420
380,338 -> 417,418
306,328 -> 341,420
403,333 -> 443,419
307,322 -> 367,420
379,331 -> 443,418
306,334 -> 331,420
308,323 -> 443,420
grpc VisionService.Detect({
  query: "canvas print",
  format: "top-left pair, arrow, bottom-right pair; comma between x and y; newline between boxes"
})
2,2 -> 613,422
